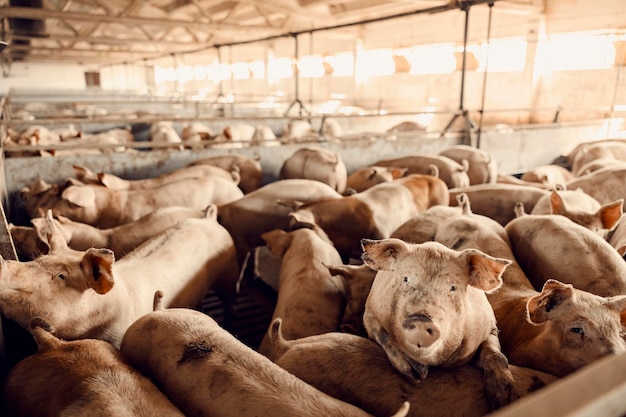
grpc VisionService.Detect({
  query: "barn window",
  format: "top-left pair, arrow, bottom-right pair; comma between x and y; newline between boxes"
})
405,44 -> 457,75
298,55 -> 326,78
324,53 -> 354,77
468,38 -> 528,73
536,33 -> 616,72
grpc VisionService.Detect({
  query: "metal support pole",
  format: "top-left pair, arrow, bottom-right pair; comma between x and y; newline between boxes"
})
476,2 -> 494,148
213,45 -> 225,117
284,33 -> 309,117
607,40 -> 625,138
440,1 -> 476,143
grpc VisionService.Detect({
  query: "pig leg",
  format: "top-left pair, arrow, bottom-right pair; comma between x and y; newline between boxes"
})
474,330 -> 519,411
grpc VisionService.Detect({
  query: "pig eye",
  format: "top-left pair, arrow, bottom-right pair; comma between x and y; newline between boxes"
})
450,285 -> 457,291
57,273 -> 66,280
403,277 -> 410,283
571,327 -> 584,335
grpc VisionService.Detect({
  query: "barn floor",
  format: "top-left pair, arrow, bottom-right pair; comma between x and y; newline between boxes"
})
200,257 -> 278,351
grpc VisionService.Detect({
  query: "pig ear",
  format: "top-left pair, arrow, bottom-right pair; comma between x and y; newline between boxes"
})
460,248 -> 509,292
605,295 -> 626,326
526,279 -> 575,324
204,204 -> 218,220
261,229 -> 291,258
81,248 -> 115,294
549,190 -> 566,215
97,172 -> 127,190
361,238 -> 408,271
44,210 -> 69,253
599,199 -> 623,231
61,185 -> 95,208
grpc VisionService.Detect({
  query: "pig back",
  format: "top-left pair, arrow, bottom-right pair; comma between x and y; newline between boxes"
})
120,308 -> 381,417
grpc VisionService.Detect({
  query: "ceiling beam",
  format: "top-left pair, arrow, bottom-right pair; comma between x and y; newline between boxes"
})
9,33 -> 199,47
0,6 -> 283,33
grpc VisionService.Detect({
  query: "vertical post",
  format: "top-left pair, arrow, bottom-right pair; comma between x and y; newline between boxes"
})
476,2 -> 494,148
439,1 -> 476,142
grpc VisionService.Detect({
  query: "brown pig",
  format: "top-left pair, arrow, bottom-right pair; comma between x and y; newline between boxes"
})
42,176 -> 243,228
434,195 -> 626,377
566,167 -> 626,206
325,263 -> 377,336
390,205 -> 462,244
189,153 -> 264,193
119,308 -> 410,417
439,145 -> 498,185
270,319 -> 558,416
530,188 -> 623,237
361,238 -> 517,409
279,146 -> 348,194
217,179 -> 343,266
2,317 -> 184,417
289,174 -> 449,260
16,206 -> 206,260
72,163 -> 240,191
506,208 -> 626,297
0,206 -> 239,347
345,166 -> 407,194
449,183 -> 550,226
374,154 -> 470,189
257,224 -> 347,360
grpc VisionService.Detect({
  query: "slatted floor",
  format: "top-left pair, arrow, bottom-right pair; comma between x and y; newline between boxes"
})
200,259 -> 278,351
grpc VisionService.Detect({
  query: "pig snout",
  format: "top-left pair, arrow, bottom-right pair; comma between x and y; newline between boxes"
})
402,313 -> 440,348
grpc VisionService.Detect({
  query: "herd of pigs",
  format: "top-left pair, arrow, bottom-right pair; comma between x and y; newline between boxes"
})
3,137 -> 626,416
2,118 -> 353,157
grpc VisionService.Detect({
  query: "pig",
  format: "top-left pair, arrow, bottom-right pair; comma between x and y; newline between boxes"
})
0,206 -> 239,347
21,206 -> 207,259
2,317 -> 185,417
386,121 -> 425,135
566,167 -> 626,206
345,166 -> 407,194
574,157 -> 626,176
256,225 -> 346,360
608,217 -> 626,258
223,123 -> 257,142
324,263 -> 377,336
42,175 -> 243,228
181,122 -> 213,141
217,179 -> 343,266
374,154 -> 470,189
496,174 -> 551,189
569,141 -> 626,176
119,308 -> 410,417
439,145 -> 498,185
530,188 -> 623,237
506,207 -> 626,297
281,119 -> 317,141
270,319 -> 558,416
189,153 -> 263,193
519,164 -> 575,187
252,124 -> 279,145
448,183 -> 550,226
289,174 -> 450,260
361,238 -> 518,409
72,163 -> 240,191
150,121 -> 183,150
390,205 -> 463,244
433,195 -> 626,377
279,146 -> 348,194
321,118 -> 343,138
20,178 -> 78,220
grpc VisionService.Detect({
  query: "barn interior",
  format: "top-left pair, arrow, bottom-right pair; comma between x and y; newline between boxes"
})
1,0 -> 626,415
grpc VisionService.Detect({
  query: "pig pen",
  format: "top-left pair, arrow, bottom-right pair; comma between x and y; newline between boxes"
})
0,115 -> 624,417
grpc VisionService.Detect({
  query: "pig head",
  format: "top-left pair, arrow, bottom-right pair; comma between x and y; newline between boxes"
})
361,238 -> 510,380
